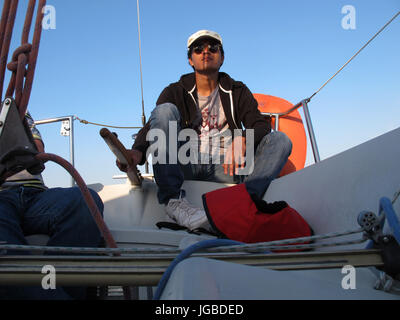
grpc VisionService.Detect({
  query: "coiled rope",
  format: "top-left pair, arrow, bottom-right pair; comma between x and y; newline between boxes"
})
0,0 -> 46,119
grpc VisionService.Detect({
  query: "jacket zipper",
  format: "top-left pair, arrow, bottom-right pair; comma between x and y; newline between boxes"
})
219,84 -> 239,129
187,84 -> 197,127
187,82 -> 240,129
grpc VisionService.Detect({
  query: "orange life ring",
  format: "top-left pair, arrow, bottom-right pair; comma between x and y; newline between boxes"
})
253,94 -> 307,177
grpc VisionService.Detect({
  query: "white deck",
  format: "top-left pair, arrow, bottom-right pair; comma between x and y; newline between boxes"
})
90,127 -> 400,299
95,126 -> 400,251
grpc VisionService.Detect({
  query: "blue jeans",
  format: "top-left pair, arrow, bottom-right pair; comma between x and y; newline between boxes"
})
149,103 -> 292,204
0,186 -> 104,300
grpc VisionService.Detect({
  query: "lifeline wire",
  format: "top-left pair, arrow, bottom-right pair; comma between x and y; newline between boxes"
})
0,226 -> 365,255
74,116 -> 142,129
308,10 -> 400,101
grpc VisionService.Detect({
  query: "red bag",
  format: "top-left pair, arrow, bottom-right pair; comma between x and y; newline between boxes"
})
202,183 -> 312,244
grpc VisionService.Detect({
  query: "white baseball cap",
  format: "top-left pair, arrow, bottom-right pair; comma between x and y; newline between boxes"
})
187,30 -> 223,49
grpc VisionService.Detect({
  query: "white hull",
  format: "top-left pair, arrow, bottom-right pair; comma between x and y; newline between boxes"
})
90,127 -> 400,299
96,126 -> 400,250
160,258 -> 397,300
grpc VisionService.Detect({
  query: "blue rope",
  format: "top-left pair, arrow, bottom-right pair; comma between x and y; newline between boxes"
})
380,197 -> 400,244
154,198 -> 399,299
366,197 -> 400,249
153,239 -> 243,300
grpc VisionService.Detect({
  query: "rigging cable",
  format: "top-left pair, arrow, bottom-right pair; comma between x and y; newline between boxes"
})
70,12 -> 400,130
68,2 -> 148,133
136,0 -> 146,128
136,0 -> 149,173
308,10 -> 400,102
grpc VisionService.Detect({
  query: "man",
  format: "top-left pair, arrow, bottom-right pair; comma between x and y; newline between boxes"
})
0,112 -> 104,300
118,30 -> 292,231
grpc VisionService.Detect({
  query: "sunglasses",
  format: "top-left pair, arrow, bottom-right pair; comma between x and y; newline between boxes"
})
192,43 -> 221,54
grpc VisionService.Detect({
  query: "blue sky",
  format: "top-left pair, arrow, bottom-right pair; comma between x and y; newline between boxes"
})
3,0 -> 400,187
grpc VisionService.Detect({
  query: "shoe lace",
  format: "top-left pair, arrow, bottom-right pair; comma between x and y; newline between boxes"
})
179,198 -> 201,215
172,198 -> 203,224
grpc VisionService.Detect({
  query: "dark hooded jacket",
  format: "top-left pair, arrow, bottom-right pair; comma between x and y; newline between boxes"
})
132,72 -> 271,165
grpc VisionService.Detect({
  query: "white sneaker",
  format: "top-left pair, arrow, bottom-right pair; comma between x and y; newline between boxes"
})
165,197 -> 210,231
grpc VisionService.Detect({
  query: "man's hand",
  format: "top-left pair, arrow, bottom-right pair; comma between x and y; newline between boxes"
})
223,136 -> 246,176
116,149 -> 143,172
